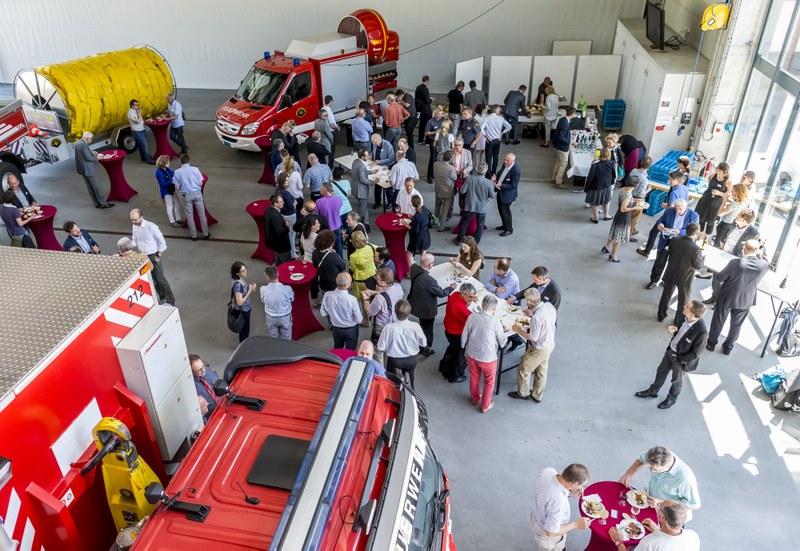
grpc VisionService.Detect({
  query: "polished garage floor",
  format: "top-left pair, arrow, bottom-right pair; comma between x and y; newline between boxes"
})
10,88 -> 799,549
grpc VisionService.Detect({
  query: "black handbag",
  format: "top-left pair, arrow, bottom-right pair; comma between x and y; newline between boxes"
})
226,285 -> 245,333
160,168 -> 176,194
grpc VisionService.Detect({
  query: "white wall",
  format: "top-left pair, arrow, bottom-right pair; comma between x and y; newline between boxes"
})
0,0 -> 644,92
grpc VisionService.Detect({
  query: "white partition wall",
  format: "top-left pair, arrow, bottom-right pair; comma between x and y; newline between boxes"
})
532,56 -> 576,105
455,57 -> 484,88
552,40 -> 592,55
574,54 -> 622,106
488,56 -> 532,105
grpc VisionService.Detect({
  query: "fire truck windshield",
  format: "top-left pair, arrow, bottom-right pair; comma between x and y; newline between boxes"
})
407,446 -> 443,550
235,66 -> 287,106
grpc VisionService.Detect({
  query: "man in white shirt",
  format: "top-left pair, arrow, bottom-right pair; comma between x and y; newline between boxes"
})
480,104 -> 512,177
388,151 -> 418,211
260,266 -> 294,339
127,99 -> 155,164
320,272 -> 363,350
173,153 -> 209,241
130,208 -> 175,305
164,93 -> 188,154
322,95 -> 339,167
395,177 -> 423,217
609,500 -> 700,551
377,299 -> 426,389
530,464 -> 592,550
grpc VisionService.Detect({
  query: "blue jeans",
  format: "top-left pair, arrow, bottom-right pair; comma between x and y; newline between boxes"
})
132,129 -> 154,163
333,226 -> 343,257
170,125 -> 187,152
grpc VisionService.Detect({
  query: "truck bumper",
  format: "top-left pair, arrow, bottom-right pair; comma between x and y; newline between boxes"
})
215,127 -> 261,152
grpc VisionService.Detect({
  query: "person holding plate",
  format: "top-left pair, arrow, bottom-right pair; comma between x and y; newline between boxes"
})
609,500 -> 700,551
530,463 -> 593,550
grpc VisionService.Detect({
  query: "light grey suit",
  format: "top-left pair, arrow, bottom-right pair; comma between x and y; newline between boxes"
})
314,118 -> 334,154
449,148 -> 473,178
433,160 -> 457,229
353,158 -> 373,226
74,138 -> 109,207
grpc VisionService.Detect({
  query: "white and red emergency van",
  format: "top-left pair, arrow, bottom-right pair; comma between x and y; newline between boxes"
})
131,337 -> 457,550
215,9 -> 398,151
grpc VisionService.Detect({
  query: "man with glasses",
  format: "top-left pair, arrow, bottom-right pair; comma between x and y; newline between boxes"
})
130,208 -> 175,305
190,354 -> 220,423
530,463 -> 593,550
609,500 -> 700,551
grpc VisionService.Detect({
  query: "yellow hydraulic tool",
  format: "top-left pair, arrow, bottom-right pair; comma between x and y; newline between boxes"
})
700,2 -> 731,31
80,417 -> 161,531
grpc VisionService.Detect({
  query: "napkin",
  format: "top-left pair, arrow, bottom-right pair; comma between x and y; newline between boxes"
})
583,494 -> 601,503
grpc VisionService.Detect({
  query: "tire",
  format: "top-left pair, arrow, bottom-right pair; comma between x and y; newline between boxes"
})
117,128 -> 138,154
0,161 -> 24,192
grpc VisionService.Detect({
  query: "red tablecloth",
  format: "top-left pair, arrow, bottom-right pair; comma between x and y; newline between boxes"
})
278,260 -> 324,340
181,174 -> 218,229
146,119 -> 179,159
329,349 -> 357,362
26,204 -> 61,251
245,200 -> 276,263
579,481 -> 658,550
375,213 -> 410,281
256,135 -> 275,185
97,149 -> 138,203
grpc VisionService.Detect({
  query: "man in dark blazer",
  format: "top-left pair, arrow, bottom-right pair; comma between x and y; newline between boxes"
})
414,76 -> 433,144
507,266 -> 561,352
658,223 -> 703,325
408,253 -> 456,356
75,131 -> 113,209
5,174 -> 36,208
352,148 -> 376,231
305,132 -> 329,168
264,195 -> 292,265
705,239 -> 769,355
502,84 -> 527,145
494,152 -> 520,236
635,300 -> 708,409
642,199 -> 699,289
62,220 -> 100,253
697,210 -> 760,280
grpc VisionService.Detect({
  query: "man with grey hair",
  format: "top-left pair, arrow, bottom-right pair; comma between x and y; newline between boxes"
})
441,282 -> 478,383
409,252 -> 457,356
303,153 -> 332,201
116,236 -> 151,265
164,93 -> 188,153
75,131 -> 114,208
640,199 -> 699,289
130,208 -> 174,305
509,287 -> 557,402
618,446 -> 701,518
320,272 -> 363,350
433,150 -> 457,232
609,499 -> 700,550
494,152 -> 520,237
314,108 -> 334,156
462,294 -> 508,412
351,108 -> 372,152
455,162 -> 495,244
306,131 -> 330,167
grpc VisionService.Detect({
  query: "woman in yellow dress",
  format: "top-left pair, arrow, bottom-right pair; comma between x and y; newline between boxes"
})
349,230 -> 376,311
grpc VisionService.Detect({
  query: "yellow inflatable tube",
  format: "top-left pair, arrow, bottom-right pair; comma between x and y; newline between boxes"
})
36,47 -> 173,141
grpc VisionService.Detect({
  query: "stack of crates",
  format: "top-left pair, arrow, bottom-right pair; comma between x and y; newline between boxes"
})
649,150 -> 694,184
645,189 -> 668,216
601,99 -> 625,130
687,177 -> 708,194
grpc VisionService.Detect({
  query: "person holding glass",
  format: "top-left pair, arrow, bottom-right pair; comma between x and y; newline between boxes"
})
230,261 -> 256,342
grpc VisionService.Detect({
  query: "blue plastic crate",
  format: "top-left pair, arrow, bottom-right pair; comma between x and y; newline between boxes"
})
645,189 -> 668,216
602,99 -> 625,130
649,150 -> 694,184
687,177 -> 708,194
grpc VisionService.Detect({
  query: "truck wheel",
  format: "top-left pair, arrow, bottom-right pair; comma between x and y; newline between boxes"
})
117,129 -> 138,154
0,162 -> 24,192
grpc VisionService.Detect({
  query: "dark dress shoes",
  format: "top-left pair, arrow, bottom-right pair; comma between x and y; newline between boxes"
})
635,389 -> 659,398
646,282 -> 657,290
500,230 -> 513,237
508,391 -> 531,400
658,396 -> 677,409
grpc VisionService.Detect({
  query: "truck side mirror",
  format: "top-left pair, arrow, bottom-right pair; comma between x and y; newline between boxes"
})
212,379 -> 229,397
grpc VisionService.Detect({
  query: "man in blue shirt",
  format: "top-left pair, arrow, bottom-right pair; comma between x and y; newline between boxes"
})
260,266 -> 294,339
173,153 -> 209,241
351,108 -> 373,153
303,154 -> 333,201
485,258 -> 520,300
191,354 -> 220,423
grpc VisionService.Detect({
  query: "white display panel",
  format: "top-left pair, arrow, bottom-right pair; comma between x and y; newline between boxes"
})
552,40 -> 592,55
574,55 -> 622,106
455,57 -> 484,88
488,56 -> 532,105
532,56 -> 576,104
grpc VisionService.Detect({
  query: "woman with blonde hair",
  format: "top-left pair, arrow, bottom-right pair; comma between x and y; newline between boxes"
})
540,85 -> 559,147
281,155 -> 304,212
435,119 -> 455,156
714,182 -> 750,247
605,133 -> 625,183
449,236 -> 484,279
349,230 -> 377,303
154,155 -> 183,227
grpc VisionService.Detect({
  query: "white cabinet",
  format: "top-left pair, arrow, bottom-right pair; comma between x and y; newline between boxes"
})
116,305 -> 202,460
613,19 -> 708,159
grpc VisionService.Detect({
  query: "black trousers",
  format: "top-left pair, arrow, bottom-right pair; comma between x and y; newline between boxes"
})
442,331 -> 466,380
708,305 -> 750,351
649,247 -> 669,284
643,223 -> 660,253
387,356 -> 417,389
404,116 -> 417,150
238,310 -> 251,343
418,112 -> 431,143
648,349 -> 685,398
658,281 -> 691,325
497,198 -> 513,232
427,142 -> 437,179
418,317 -> 435,348
503,114 -> 519,142
485,139 -> 501,177
456,211 -> 486,244
333,325 -> 359,350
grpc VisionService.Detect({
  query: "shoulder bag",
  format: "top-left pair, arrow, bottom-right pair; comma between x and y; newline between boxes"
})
226,284 -> 245,333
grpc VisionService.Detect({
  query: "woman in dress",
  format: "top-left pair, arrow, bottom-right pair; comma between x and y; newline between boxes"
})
584,148 -> 616,223
405,195 -> 431,269
312,229 -> 346,307
230,261 -> 256,342
155,155 -> 182,227
301,216 -> 320,262
448,236 -> 483,279
602,184 -> 646,262
349,230 -> 377,302
714,183 -> 749,247
472,105 -> 487,171
540,85 -> 559,147
695,161 -> 732,244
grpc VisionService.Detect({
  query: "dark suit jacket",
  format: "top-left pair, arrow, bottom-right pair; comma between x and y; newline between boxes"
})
305,141 -> 329,168
414,84 -> 432,116
496,164 -> 520,203
667,319 -> 708,372
408,263 -> 450,319
552,117 -> 571,152
264,206 -> 290,253
10,182 -> 36,208
503,90 -> 526,120
716,255 -> 769,310
513,278 -> 562,311
729,225 -> 760,258
74,139 -> 97,176
62,231 -> 98,252
656,208 -> 700,251
662,236 -> 703,288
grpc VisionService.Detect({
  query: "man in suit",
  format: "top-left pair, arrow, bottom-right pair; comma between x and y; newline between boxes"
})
353,148 -> 377,231
5,175 -> 36,208
74,132 -> 113,209
264,195 -> 292,265
369,133 -> 395,209
717,209 -> 759,257
455,163 -> 495,244
507,266 -> 562,352
502,84 -> 527,145
494,153 -> 520,236
408,253 -> 457,356
635,300 -> 708,409
433,151 -> 457,232
62,220 -> 100,253
314,109 -> 334,157
642,199 -> 700,289
305,131 -> 329,168
705,239 -> 769,355
658,223 -> 703,325
551,107 -> 576,189
415,75 -> 433,144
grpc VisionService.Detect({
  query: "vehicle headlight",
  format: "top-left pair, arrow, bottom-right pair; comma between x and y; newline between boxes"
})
241,122 -> 260,135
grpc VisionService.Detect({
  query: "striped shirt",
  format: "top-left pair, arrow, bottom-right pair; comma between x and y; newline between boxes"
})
526,302 -> 557,349
461,311 -> 508,362
531,468 -> 571,534
480,113 -> 512,140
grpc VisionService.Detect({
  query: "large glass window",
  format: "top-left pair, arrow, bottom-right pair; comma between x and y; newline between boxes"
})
781,15 -> 800,80
758,0 -> 796,64
728,71 -> 772,177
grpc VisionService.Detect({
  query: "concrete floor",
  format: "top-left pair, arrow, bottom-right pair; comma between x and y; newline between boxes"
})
10,88 -> 800,549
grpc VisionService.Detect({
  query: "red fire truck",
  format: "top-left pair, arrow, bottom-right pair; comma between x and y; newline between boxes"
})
131,337 -> 457,550
215,9 -> 398,151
